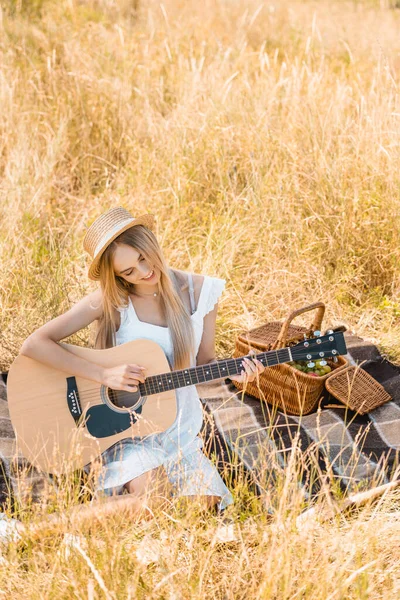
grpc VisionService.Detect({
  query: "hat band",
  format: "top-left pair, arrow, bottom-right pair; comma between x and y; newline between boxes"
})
93,217 -> 135,257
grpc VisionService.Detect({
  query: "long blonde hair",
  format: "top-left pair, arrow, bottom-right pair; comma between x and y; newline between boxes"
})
94,225 -> 194,370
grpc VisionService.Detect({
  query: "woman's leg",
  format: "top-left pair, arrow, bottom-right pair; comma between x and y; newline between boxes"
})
124,465 -> 172,500
22,464 -> 224,539
124,463 -> 223,510
24,466 -> 171,537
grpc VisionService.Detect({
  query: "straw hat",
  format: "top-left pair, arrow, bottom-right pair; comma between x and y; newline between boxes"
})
83,207 -> 155,280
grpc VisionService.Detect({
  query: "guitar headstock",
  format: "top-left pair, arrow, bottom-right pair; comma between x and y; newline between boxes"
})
291,331 -> 347,362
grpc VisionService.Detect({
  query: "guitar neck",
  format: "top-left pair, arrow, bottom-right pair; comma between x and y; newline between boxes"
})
139,347 -> 292,396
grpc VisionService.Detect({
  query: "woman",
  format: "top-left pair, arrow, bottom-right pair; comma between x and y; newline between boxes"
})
17,206 -> 265,523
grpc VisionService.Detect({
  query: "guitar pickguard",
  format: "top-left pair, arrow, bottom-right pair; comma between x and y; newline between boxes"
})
66,377 -> 145,437
85,404 -> 143,438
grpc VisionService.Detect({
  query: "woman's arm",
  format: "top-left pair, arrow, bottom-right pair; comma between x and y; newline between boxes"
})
192,273 -> 263,380
19,289 -> 146,392
19,288 -> 106,384
196,303 -> 264,382
196,305 -> 219,365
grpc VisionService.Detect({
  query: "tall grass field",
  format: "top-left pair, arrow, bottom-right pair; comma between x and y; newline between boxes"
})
0,0 -> 400,597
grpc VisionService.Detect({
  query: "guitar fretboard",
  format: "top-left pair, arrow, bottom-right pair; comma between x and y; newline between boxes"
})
138,347 -> 291,396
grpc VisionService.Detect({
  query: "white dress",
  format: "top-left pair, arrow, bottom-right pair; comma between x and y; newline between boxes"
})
94,274 -> 234,510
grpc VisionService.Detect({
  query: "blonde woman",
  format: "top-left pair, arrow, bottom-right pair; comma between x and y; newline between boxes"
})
15,207 -> 264,526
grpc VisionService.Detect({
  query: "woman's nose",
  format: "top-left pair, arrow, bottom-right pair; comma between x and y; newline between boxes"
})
138,262 -> 152,277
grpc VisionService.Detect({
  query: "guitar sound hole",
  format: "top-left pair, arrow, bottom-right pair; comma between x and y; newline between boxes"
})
107,388 -> 142,410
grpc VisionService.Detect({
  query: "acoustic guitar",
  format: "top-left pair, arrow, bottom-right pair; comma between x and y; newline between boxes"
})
7,332 -> 347,474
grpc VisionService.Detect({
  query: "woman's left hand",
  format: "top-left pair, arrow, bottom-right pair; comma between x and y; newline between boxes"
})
229,350 -> 265,384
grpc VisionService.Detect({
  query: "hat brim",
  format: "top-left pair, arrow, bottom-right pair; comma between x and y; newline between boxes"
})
88,213 -> 155,281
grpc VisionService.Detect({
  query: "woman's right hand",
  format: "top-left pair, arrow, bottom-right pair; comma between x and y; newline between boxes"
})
101,364 -> 147,393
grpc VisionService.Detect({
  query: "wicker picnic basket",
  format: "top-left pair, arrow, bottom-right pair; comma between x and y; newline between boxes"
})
325,365 -> 391,415
232,302 -> 347,415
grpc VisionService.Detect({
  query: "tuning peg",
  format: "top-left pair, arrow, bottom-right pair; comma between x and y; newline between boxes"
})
319,360 -> 327,366
313,330 -> 321,337
325,330 -> 334,335
307,362 -> 315,368
333,357 -> 338,363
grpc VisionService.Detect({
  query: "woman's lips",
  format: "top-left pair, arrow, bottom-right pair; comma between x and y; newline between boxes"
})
142,270 -> 155,280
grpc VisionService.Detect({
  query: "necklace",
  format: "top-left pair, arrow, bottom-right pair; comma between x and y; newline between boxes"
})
133,290 -> 159,298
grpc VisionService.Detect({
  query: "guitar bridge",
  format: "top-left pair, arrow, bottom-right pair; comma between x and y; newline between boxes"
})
66,377 -> 83,426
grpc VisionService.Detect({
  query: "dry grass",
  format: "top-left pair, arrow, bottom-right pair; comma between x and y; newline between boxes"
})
1,0 -> 400,597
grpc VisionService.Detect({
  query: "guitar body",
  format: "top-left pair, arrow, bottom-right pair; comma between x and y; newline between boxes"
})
7,339 -> 177,474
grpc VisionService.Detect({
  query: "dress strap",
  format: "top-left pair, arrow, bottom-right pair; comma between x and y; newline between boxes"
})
188,273 -> 196,315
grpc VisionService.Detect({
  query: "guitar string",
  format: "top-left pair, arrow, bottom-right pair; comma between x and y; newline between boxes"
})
69,346 -> 335,404
73,359 -> 272,402
72,352 -> 275,397
68,348 -> 299,403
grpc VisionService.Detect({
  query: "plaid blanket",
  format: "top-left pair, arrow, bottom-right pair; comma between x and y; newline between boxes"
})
1,333 -> 399,507
199,333 -> 400,498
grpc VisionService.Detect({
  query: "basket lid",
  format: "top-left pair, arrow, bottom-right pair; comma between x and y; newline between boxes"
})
238,322 -> 311,350
325,365 -> 391,415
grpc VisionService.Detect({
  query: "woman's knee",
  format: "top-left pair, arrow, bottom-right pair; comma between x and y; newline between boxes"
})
200,495 -> 221,509
125,472 -> 152,496
207,495 -> 221,508
124,466 -> 170,497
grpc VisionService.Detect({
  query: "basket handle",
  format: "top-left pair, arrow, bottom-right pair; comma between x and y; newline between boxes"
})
273,302 -> 326,349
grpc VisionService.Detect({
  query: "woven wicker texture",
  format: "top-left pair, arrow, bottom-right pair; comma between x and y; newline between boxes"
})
325,365 -> 391,414
238,322 -> 313,350
233,303 -> 348,415
83,207 -> 154,256
83,207 -> 155,280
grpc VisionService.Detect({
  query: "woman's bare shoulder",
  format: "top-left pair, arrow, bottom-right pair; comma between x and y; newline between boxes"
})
191,273 -> 205,301
185,271 -> 205,305
171,269 -> 205,304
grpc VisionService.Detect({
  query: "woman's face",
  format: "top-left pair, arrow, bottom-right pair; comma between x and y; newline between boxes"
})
113,243 -> 160,287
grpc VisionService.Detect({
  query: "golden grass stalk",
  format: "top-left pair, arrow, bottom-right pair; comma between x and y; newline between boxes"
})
1,0 -> 400,597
